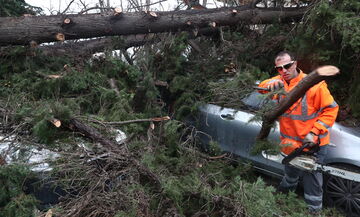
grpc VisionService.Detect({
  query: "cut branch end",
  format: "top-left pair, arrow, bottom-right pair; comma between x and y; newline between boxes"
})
114,7 -> 122,16
316,65 -> 340,76
63,18 -> 72,25
55,33 -> 65,41
50,118 -> 61,127
29,40 -> 37,48
209,22 -> 216,28
149,11 -> 158,18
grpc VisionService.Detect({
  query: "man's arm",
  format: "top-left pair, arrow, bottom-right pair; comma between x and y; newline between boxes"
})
310,83 -> 339,136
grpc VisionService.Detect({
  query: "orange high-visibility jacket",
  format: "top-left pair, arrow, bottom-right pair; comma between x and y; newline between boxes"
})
258,71 -> 339,155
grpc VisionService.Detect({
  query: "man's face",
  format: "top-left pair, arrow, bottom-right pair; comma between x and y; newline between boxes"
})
274,54 -> 298,82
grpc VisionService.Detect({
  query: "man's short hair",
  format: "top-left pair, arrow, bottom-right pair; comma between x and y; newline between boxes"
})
275,51 -> 296,61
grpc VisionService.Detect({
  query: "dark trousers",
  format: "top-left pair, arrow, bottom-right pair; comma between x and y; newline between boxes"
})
279,146 -> 328,211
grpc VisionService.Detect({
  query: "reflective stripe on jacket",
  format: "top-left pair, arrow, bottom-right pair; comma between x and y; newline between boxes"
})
258,71 -> 339,155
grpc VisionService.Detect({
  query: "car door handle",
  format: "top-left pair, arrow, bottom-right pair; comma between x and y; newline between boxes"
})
220,114 -> 234,120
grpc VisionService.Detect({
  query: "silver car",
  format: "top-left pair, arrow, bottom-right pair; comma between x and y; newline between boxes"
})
197,91 -> 360,216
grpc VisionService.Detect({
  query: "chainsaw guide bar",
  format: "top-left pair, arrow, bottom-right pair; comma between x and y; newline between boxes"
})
262,151 -> 360,182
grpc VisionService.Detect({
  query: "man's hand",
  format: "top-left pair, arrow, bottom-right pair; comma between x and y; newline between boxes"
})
303,132 -> 319,147
266,79 -> 284,92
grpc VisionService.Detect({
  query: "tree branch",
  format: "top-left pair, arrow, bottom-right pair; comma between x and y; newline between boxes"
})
100,116 -> 170,126
78,6 -> 114,14
61,0 -> 76,14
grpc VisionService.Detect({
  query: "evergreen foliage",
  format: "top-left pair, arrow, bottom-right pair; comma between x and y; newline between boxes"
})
0,1 -> 358,216
140,124 -> 342,216
0,0 -> 42,17
285,0 -> 360,117
0,165 -> 38,217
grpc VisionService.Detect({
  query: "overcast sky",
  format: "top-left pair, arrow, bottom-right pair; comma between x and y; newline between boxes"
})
25,0 -> 190,14
25,0 -> 221,15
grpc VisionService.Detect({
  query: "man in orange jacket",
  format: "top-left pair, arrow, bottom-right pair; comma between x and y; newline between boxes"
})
258,51 -> 339,213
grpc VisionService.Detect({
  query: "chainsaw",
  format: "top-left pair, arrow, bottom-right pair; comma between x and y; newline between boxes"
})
254,85 -> 360,182
262,143 -> 360,182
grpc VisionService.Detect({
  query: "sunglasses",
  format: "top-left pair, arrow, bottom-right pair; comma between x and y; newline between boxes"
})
275,61 -> 295,72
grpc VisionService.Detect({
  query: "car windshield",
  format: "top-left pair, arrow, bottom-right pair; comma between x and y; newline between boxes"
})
241,91 -> 273,111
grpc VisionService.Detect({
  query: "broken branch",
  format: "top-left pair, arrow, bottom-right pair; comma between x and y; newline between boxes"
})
101,116 -> 171,126
256,65 -> 340,141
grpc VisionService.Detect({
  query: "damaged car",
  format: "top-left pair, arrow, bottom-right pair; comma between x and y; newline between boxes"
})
196,91 -> 360,216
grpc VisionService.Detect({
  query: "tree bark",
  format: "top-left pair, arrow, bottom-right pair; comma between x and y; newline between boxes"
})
0,27 -> 219,58
40,34 -> 158,57
39,27 -> 218,57
0,6 -> 306,45
256,66 -> 340,141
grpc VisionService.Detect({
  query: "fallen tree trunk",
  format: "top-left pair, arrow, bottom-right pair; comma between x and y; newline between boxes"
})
256,66 -> 340,141
39,27 -> 218,56
0,27 -> 218,58
0,6 -> 306,45
38,35 -> 158,57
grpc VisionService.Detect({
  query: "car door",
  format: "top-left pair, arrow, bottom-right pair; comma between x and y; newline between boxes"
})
197,92 -> 284,177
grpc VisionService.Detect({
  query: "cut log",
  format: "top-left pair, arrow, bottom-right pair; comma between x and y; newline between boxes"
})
0,7 -> 306,45
256,65 -> 340,141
